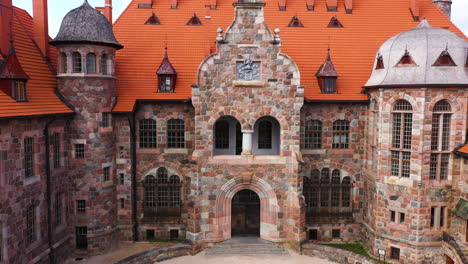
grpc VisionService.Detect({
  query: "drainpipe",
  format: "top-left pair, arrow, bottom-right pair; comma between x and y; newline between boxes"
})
128,107 -> 138,241
44,117 -> 56,263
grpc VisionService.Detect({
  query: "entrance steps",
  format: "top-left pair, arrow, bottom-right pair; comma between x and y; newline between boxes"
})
205,237 -> 288,256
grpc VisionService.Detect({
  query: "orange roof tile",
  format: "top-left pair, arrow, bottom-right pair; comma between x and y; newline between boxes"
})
455,144 -> 468,156
0,7 -> 73,119
112,0 -> 467,112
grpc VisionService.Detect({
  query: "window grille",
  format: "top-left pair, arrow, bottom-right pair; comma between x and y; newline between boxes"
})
167,119 -> 185,148
440,206 -> 446,227
430,101 -> 451,180
52,133 -> 61,168
102,113 -> 110,127
140,119 -> 157,148
75,144 -> 85,159
215,120 -> 229,149
332,229 -> 341,238
331,187 -> 340,207
72,52 -> 82,73
14,80 -> 27,102
342,176 -> 351,207
390,210 -> 396,222
75,227 -> 88,249
332,120 -> 350,148
24,137 -> 34,177
103,166 -> 110,181
400,212 -> 405,224
320,169 -> 330,207
120,173 -> 125,185
391,100 -> 412,177
77,200 -> 86,214
86,53 -> 96,74
304,120 -> 322,149
430,207 -> 436,227
144,168 -> 181,217
258,120 -> 273,149
55,192 -> 62,225
323,78 -> 336,93
101,54 -> 108,75
159,76 -> 173,92
26,205 -> 36,243
61,53 -> 67,73
120,198 -> 125,209
390,247 -> 400,260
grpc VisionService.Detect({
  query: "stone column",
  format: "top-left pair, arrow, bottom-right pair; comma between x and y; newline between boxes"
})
241,130 -> 253,155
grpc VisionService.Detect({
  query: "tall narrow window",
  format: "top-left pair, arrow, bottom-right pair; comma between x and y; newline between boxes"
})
390,247 -> 400,260
86,53 -> 96,74
75,227 -> 88,249
24,137 -> 34,177
13,80 -> 27,102
76,200 -> 86,214
60,52 -> 67,73
75,144 -> 85,159
143,168 -> 181,217
167,119 -> 185,148
430,207 -> 436,227
332,120 -> 350,148
440,206 -> 446,228
144,175 -> 157,216
320,169 -> 330,207
103,166 -> 110,182
52,133 -> 61,168
258,120 -> 273,149
101,112 -> 110,127
214,120 -> 229,149
331,170 -> 340,207
72,52 -> 82,73
101,54 -> 108,75
430,101 -> 451,180
26,205 -> 36,243
305,120 -> 322,149
391,100 -> 412,177
55,192 -> 63,225
140,119 -> 157,148
342,176 -> 351,207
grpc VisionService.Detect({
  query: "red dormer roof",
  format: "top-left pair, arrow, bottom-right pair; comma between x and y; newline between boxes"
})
110,0 -> 467,112
0,42 -> 30,80
316,49 -> 338,77
157,49 -> 177,75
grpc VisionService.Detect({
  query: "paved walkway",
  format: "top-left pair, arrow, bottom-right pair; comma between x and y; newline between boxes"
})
162,250 -> 338,264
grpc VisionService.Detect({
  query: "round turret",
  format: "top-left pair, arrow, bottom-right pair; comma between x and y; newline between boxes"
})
365,19 -> 468,88
50,0 -> 122,49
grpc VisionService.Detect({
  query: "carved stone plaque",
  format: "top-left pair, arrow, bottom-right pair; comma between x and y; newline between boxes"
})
236,60 -> 260,81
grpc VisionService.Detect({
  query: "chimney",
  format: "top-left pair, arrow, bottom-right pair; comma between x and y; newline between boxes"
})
306,0 -> 314,11
432,0 -> 452,18
345,0 -> 352,14
278,0 -> 286,11
0,0 -> 12,56
33,0 -> 49,58
97,0 -> 113,23
410,0 -> 420,22
326,0 -> 337,12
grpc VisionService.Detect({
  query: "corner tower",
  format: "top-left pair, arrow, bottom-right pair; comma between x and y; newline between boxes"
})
50,0 -> 123,254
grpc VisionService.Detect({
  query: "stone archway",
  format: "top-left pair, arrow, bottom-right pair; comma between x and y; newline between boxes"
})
231,189 -> 260,237
210,176 -> 281,242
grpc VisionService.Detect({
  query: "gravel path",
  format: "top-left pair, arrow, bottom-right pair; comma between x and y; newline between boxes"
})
161,250 -> 338,264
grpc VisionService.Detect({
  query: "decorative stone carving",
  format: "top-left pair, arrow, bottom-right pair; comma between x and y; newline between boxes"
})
236,59 -> 260,81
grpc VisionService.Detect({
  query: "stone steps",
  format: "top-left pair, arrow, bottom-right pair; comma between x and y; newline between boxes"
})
205,240 -> 288,256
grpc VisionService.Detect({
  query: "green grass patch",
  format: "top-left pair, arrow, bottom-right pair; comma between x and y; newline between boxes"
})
319,242 -> 388,263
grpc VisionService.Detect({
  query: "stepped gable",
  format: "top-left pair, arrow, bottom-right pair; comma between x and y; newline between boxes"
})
112,0 -> 466,112
0,7 -> 72,118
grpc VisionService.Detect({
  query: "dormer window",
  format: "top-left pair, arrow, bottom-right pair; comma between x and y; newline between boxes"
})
375,54 -> 384,70
186,13 -> 202,26
316,49 -> 339,94
288,16 -> 304,27
145,13 -> 160,25
13,80 -> 27,101
433,49 -> 456,66
396,50 -> 417,67
328,16 -> 344,28
156,49 -> 177,93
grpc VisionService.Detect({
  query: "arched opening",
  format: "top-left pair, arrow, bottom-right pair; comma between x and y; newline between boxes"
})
214,116 -> 242,155
252,116 -> 280,155
231,189 -> 260,237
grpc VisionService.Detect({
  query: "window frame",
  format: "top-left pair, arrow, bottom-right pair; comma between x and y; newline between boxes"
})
24,137 -> 34,177
332,120 -> 350,149
86,53 -> 97,74
304,120 -> 322,149
167,119 -> 185,148
143,168 -> 182,217
13,80 -> 27,102
430,101 -> 452,180
391,100 -> 413,177
139,119 -> 157,149
72,52 -> 82,73
26,205 -> 36,244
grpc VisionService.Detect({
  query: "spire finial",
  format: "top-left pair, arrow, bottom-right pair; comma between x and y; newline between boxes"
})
327,47 -> 331,60
8,39 -> 16,56
164,42 -> 168,59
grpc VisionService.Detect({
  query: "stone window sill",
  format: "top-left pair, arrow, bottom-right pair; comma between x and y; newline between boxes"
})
24,175 -> 40,186
164,148 -> 188,154
233,81 -> 263,87
302,149 -> 327,155
209,155 -> 288,165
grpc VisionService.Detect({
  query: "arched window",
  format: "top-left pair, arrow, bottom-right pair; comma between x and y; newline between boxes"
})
167,119 -> 185,148
305,120 -> 322,149
253,116 -> 280,155
60,53 -> 67,73
72,52 -> 82,73
430,100 -> 452,180
214,117 -> 242,155
143,168 -> 181,217
391,100 -> 412,177
86,53 -> 96,74
101,54 -> 108,75
303,168 -> 353,219
139,119 -> 157,148
332,120 -> 350,148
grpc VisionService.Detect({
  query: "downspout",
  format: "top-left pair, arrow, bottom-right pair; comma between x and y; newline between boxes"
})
128,106 -> 138,241
44,117 -> 56,264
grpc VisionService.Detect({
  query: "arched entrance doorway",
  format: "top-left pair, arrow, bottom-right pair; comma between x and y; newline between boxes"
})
231,189 -> 260,237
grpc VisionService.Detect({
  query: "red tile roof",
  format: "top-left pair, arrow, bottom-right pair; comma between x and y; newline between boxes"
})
110,0 -> 466,112
0,7 -> 72,118
455,144 -> 468,157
